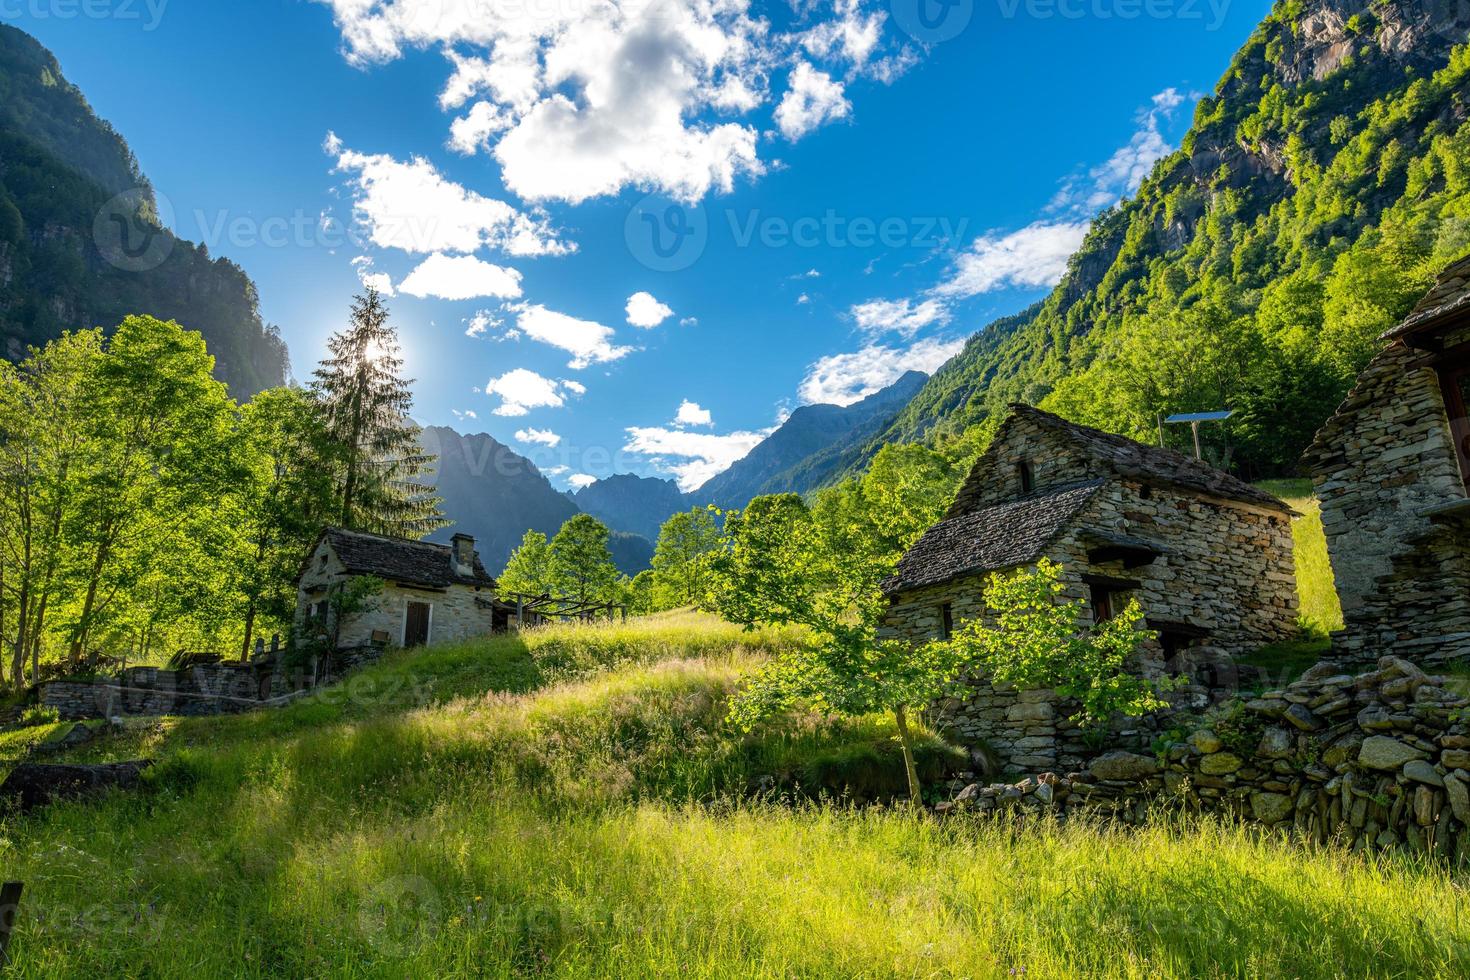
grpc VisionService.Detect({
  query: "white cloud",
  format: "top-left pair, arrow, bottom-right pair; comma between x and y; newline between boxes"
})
484,368 -> 582,416
505,303 -> 632,369
328,138 -> 572,256
623,425 -> 773,492
775,62 -> 851,141
931,221 -> 1091,300
850,297 -> 949,338
464,310 -> 501,338
561,379 -> 587,396
315,0 -> 913,204
1050,87 -> 1189,215
451,408 -> 478,422
675,400 -> 713,427
625,291 -> 675,329
568,473 -> 599,490
798,337 -> 962,407
351,255 -> 395,296
515,428 -> 562,447
679,317 -> 699,328
797,293 -> 811,305
398,253 -> 523,300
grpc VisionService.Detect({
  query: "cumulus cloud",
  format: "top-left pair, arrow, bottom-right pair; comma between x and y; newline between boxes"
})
351,255 -> 395,296
315,0 -> 912,204
625,291 -> 675,329
799,337 -> 962,407
675,400 -> 713,427
328,138 -> 572,256
1051,88 -> 1189,215
931,221 -> 1091,300
484,368 -> 583,416
503,304 -> 633,369
623,425 -> 773,491
567,474 -> 599,489
850,297 -> 949,338
398,253 -> 523,300
775,62 -> 851,141
515,428 -> 562,447
464,310 -> 502,338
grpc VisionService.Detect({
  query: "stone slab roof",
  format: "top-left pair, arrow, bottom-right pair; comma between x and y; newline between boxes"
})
1383,253 -> 1470,341
883,480 -> 1104,594
997,405 -> 1290,514
306,527 -> 495,589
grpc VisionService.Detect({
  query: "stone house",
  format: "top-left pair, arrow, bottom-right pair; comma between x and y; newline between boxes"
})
1303,254 -> 1470,667
881,404 -> 1299,773
294,527 -> 518,650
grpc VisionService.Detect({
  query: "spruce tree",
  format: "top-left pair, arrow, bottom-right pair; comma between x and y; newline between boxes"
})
310,289 -> 445,538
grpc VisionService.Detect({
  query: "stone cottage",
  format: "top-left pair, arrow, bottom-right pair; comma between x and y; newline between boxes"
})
1303,254 -> 1470,667
294,527 -> 517,650
881,404 -> 1299,772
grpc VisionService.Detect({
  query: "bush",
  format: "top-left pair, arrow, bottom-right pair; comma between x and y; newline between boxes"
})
18,704 -> 59,728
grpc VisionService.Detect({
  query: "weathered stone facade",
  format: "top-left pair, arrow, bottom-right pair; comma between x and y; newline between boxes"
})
941,657 -> 1470,864
883,405 -> 1299,773
1304,293 -> 1470,667
295,528 -> 513,651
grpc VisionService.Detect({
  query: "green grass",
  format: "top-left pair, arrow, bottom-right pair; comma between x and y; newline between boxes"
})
3,615 -> 1466,977
1257,479 -> 1345,636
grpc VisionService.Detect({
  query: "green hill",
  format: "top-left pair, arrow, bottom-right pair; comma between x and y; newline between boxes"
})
846,0 -> 1470,481
0,613 -> 1466,977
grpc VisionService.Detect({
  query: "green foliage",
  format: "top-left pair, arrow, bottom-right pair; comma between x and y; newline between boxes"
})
498,529 -> 557,598
1203,698 -> 1268,758
17,703 -> 57,727
942,560 -> 1169,734
549,515 -> 622,605
649,508 -> 721,608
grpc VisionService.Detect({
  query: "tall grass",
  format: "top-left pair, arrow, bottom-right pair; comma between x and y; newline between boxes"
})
2,610 -> 1459,977
1256,479 -> 1345,635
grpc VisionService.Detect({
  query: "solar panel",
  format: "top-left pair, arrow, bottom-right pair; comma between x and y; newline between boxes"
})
1165,411 -> 1234,423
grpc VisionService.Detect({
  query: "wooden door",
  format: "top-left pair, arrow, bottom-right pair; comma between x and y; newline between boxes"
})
1439,357 -> 1470,493
404,602 -> 431,648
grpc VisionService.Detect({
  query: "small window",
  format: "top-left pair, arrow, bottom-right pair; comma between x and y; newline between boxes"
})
940,603 -> 955,641
1018,460 -> 1034,495
1089,585 -> 1114,624
318,553 -> 329,570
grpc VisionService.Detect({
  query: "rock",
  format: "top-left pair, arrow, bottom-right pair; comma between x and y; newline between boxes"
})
1256,727 -> 1296,760
1440,749 -> 1470,770
1414,785 -> 1438,827
1284,703 -> 1323,731
1402,761 -> 1444,787
1088,751 -> 1159,782
1245,698 -> 1284,718
1189,729 -> 1224,754
1034,782 -> 1055,804
1250,791 -> 1294,824
955,783 -> 981,803
1198,752 -> 1243,775
1445,774 -> 1469,823
0,761 -> 153,812
1358,736 -> 1429,771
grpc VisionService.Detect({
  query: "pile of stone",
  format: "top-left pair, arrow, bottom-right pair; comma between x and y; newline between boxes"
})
940,657 -> 1470,860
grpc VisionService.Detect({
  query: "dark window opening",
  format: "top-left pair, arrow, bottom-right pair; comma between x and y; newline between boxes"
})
1437,351 -> 1470,495
940,604 -> 954,641
405,602 -> 432,648
1018,460 -> 1035,495
1089,585 -> 1114,623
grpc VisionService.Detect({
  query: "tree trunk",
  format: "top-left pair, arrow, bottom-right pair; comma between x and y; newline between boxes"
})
893,705 -> 922,806
69,536 -> 111,664
240,601 -> 257,663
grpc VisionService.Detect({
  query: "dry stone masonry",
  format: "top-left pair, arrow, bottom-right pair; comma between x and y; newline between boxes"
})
941,657 -> 1470,862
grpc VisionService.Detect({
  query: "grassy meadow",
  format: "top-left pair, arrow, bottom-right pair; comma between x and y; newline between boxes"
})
2,609 -> 1469,977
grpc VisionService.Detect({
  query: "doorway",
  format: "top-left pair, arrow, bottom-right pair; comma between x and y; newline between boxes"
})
404,601 -> 432,648
1439,354 -> 1470,494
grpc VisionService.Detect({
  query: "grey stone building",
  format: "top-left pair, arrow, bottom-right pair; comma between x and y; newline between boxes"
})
295,528 -> 517,650
881,405 -> 1299,772
1303,254 -> 1470,667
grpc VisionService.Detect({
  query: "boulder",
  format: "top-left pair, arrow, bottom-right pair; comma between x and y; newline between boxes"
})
1358,736 -> 1428,771
1440,749 -> 1470,770
1088,751 -> 1159,782
1284,703 -> 1323,731
1445,774 -> 1470,824
0,761 -> 153,812
1198,752 -> 1243,775
1250,791 -> 1294,824
1402,761 -> 1443,787
1256,727 -> 1296,760
1189,730 -> 1224,754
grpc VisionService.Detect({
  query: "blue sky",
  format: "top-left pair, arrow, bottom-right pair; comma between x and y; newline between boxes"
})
9,0 -> 1271,491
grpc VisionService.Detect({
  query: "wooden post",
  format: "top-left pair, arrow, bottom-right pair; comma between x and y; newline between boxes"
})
0,881 -> 23,967
1191,420 -> 1203,460
517,598 -> 525,628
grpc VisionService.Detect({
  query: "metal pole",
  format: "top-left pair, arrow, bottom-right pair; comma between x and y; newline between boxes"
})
1191,421 -> 1203,460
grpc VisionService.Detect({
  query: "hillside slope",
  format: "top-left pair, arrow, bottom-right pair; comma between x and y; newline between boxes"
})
0,25 -> 288,396
849,0 -> 1470,480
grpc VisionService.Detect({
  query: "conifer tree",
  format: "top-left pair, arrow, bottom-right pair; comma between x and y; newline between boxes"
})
310,289 -> 445,538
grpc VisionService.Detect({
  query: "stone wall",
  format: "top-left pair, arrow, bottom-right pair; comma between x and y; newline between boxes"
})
883,477 -> 1297,774
1305,336 -> 1470,666
942,657 -> 1470,863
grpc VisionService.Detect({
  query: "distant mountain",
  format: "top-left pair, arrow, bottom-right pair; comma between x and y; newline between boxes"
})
691,370 -> 930,510
573,474 -> 688,542
419,427 -> 579,573
0,26 -> 287,395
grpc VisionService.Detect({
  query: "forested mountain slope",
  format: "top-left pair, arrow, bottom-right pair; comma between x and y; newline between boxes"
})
0,26 -> 288,396
852,0 -> 1470,480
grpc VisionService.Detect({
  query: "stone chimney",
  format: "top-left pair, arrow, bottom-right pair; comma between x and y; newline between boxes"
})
451,533 -> 476,576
